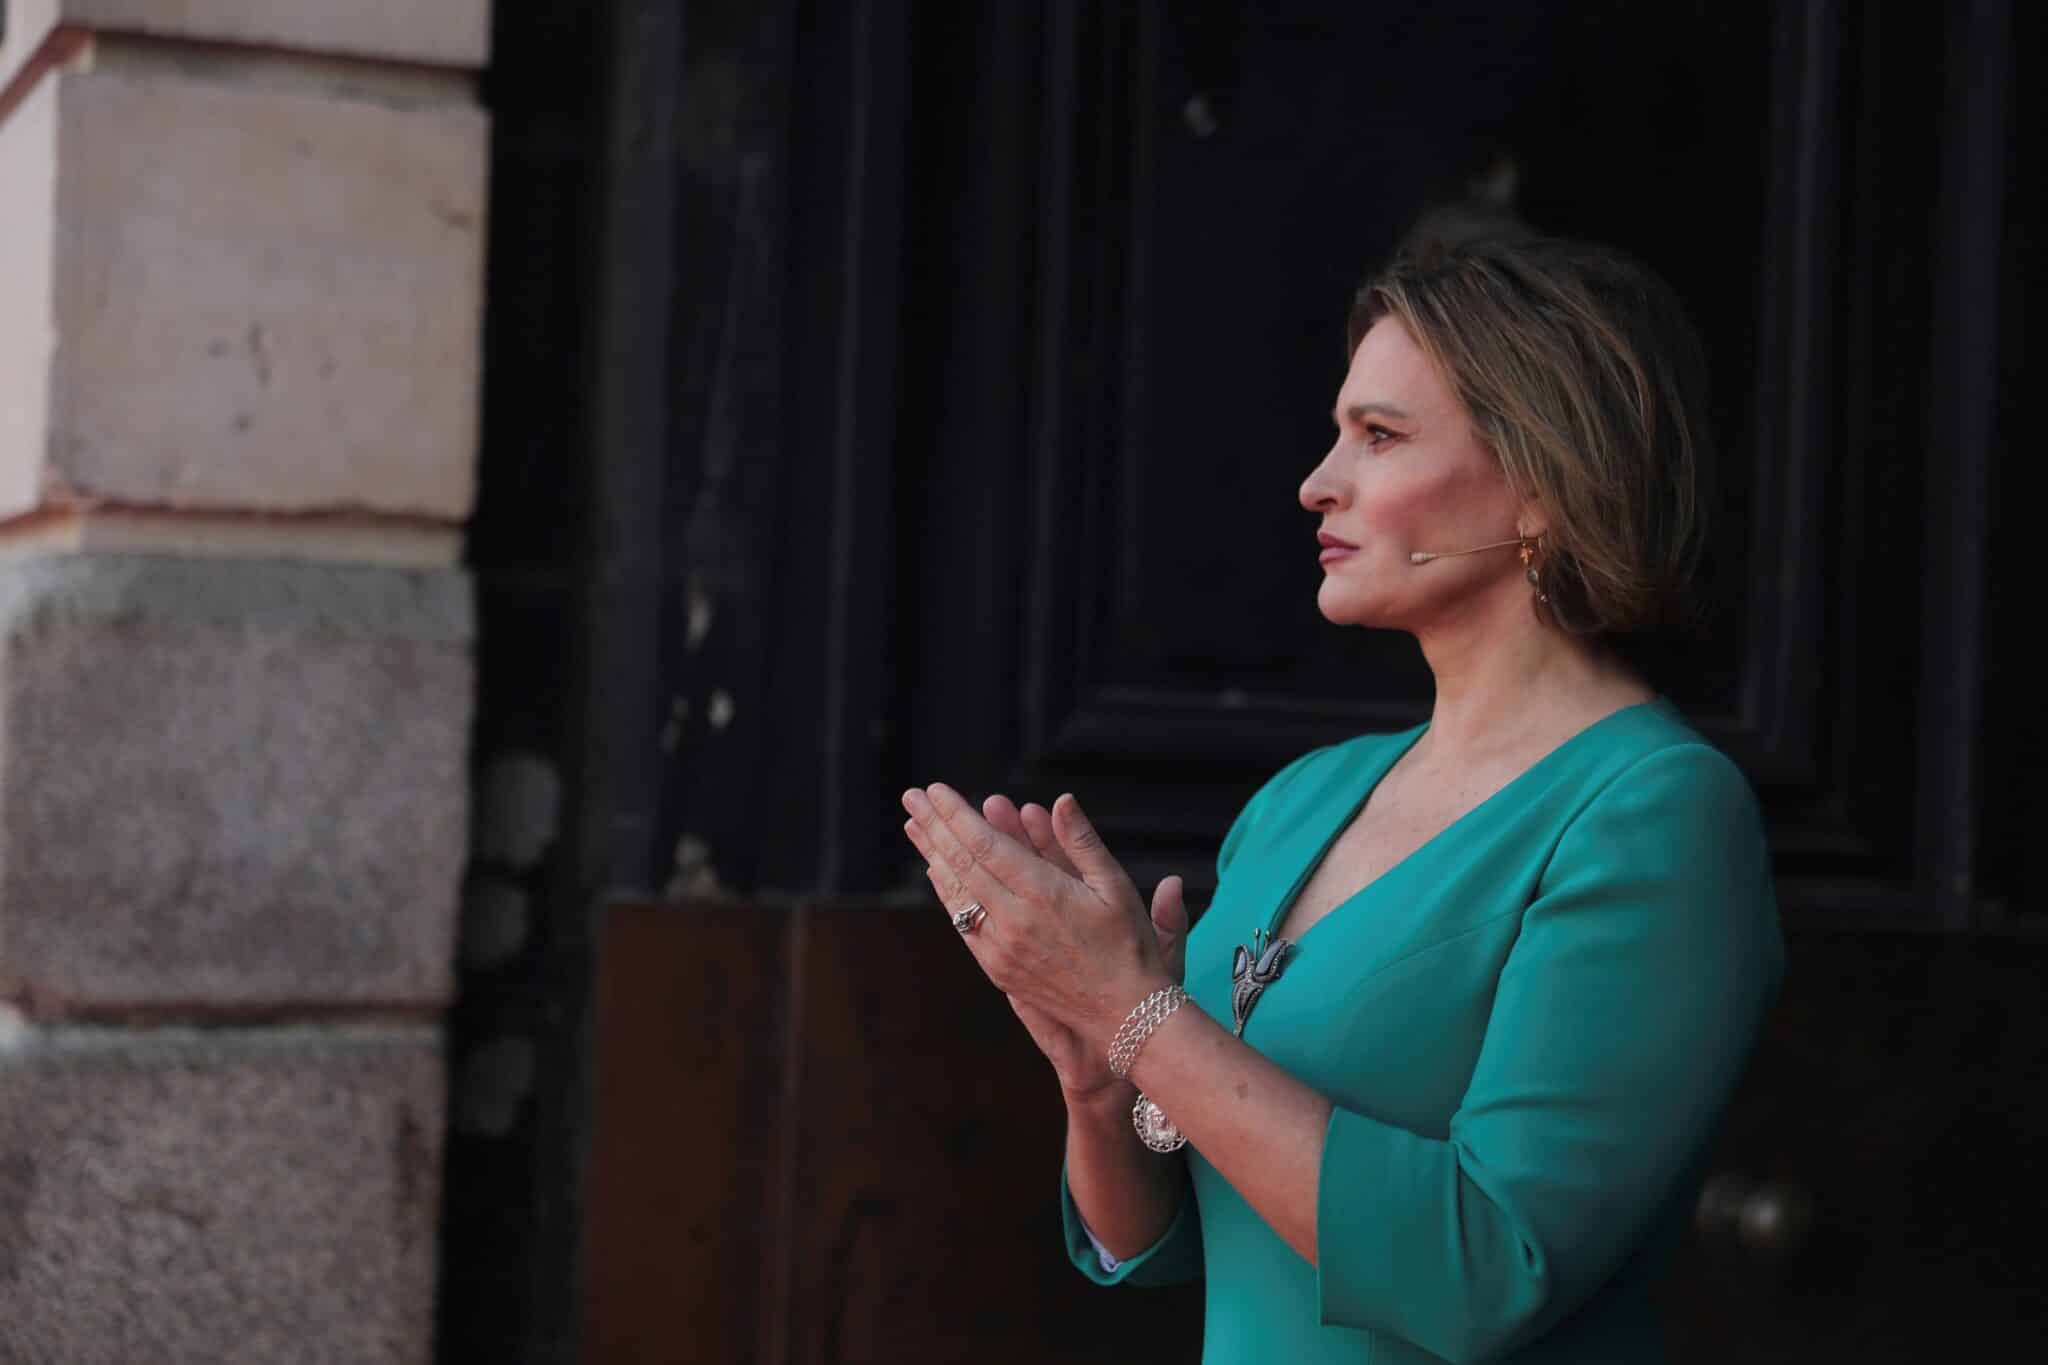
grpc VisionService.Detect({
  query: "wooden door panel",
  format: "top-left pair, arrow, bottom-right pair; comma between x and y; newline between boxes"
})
586,912 -> 2048,1363
587,903 -> 1203,1365
585,908 -> 790,1365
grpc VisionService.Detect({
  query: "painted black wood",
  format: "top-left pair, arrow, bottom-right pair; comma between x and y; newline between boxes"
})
447,0 -> 908,1358
650,0 -> 803,902
1917,0 -> 2008,927
927,1 -> 1971,914
1980,0 -> 2048,930
437,0 -> 612,1360
753,0 -> 909,896
568,1 -> 1998,922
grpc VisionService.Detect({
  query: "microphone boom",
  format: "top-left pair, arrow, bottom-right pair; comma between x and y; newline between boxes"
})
1408,537 -> 1526,565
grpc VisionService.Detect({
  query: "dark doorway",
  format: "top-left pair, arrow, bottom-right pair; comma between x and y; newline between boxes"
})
442,2 -> 2046,1360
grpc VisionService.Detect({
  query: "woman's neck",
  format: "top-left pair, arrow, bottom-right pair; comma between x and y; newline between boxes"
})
1410,605 -> 1652,763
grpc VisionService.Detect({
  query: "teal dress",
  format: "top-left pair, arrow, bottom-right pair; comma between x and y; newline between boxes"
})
1060,698 -> 1784,1363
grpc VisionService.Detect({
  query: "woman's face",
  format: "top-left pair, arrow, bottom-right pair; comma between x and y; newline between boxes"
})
1298,317 -> 1531,630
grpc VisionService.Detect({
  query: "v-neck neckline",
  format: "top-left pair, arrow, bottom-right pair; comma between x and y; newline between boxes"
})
1263,697 -> 1669,950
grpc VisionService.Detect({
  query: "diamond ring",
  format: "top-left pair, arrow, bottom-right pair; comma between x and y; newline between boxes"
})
951,902 -> 987,934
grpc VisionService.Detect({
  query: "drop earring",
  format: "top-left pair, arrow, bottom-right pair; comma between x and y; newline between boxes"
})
1520,536 -> 1549,605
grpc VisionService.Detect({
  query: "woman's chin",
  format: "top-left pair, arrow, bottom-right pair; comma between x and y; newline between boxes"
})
1315,581 -> 1382,627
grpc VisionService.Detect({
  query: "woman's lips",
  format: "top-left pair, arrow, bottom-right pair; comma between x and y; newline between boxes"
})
1318,546 -> 1355,565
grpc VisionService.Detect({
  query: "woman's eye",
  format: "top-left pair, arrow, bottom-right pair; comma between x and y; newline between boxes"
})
1364,424 -> 1399,448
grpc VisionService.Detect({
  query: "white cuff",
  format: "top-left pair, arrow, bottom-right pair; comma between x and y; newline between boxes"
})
1079,1214 -> 1122,1273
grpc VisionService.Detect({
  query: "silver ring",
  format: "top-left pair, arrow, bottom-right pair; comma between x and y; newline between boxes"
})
951,902 -> 987,934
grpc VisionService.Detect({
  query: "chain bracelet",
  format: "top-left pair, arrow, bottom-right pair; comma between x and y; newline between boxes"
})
1107,985 -> 1190,1079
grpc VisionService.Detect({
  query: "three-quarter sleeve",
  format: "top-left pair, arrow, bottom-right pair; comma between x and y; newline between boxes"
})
1060,1158 -> 1206,1287
1313,743 -> 1784,1362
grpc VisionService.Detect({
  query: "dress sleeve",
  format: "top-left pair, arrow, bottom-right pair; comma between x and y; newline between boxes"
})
1312,743 -> 1785,1361
1054,744 -> 1329,1290
1059,1157 -> 1205,1287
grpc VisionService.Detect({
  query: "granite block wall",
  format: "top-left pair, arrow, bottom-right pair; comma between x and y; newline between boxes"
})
0,4 -> 489,1358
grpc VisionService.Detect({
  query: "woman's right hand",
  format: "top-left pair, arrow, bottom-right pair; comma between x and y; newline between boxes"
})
978,793 -> 1189,1104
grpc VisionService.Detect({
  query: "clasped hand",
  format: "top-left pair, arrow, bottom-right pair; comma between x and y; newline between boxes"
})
900,785 -> 1188,1099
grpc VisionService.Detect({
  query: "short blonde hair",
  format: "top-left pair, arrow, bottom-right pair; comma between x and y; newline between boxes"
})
1350,236 -> 1713,636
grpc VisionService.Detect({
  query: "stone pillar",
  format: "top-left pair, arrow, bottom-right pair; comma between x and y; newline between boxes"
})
0,3 -> 489,1359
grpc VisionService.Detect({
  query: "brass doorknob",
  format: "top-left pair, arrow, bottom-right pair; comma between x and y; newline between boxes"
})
1695,1172 -> 1814,1262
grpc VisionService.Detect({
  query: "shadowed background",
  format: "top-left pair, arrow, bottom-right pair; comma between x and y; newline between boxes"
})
441,2 -> 2046,1361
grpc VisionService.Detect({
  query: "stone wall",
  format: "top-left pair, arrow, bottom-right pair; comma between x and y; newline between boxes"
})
0,3 -> 489,1360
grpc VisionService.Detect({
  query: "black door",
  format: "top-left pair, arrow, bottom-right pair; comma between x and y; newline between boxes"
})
447,2 -> 2046,1360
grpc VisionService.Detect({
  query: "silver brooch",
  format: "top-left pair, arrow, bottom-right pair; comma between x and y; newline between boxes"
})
1229,927 -> 1292,1038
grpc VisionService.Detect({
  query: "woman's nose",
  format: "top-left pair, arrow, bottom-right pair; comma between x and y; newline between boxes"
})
1298,444 -> 1349,512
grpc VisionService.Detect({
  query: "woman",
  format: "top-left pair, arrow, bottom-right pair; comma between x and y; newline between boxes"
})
900,235 -> 1784,1363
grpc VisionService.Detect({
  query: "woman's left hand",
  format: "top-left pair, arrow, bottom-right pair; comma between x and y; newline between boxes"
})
901,783 -> 1172,1053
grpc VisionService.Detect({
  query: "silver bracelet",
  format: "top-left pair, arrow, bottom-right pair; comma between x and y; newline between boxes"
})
1107,984 -> 1189,1079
